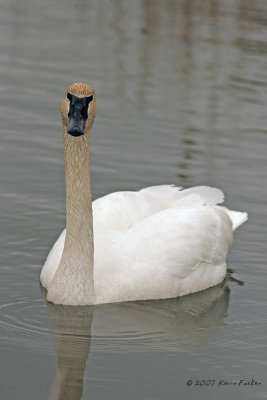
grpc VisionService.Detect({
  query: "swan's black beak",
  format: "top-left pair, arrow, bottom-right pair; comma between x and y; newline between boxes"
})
68,118 -> 85,136
67,93 -> 93,137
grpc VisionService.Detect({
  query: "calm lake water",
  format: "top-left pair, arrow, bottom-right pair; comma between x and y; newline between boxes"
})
1,0 -> 267,399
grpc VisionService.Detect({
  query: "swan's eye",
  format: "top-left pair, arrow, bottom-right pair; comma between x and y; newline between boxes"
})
83,95 -> 93,118
86,95 -> 93,104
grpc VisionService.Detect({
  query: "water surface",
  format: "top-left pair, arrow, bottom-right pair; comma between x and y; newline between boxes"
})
1,0 -> 267,399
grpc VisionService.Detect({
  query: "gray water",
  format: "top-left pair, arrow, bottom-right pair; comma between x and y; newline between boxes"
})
1,0 -> 267,399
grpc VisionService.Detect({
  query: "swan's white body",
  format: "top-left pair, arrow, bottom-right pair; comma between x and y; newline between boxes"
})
41,185 -> 247,305
40,83 -> 247,306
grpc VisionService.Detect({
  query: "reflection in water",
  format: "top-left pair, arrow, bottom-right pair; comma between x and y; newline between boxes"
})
46,305 -> 94,400
137,0 -> 160,109
45,284 -> 230,400
206,0 -> 220,183
177,0 -> 196,183
4,0 -> 267,189
109,0 -> 126,102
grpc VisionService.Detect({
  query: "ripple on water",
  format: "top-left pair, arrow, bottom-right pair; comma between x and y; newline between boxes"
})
0,299 -> 58,354
0,283 -> 251,355
44,283 -> 237,353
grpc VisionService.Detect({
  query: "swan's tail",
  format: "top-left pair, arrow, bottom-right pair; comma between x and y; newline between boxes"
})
140,185 -> 248,231
223,209 -> 248,231
177,186 -> 248,231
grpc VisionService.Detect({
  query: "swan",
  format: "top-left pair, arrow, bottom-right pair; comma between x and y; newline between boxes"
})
40,82 -> 247,306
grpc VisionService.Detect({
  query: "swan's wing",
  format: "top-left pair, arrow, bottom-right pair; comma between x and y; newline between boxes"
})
126,205 -> 233,277
92,185 -> 226,231
94,204 -> 234,303
141,185 -> 224,205
92,185 -> 180,230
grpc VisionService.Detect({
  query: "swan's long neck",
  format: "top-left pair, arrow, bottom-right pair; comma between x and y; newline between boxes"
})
64,132 -> 94,263
47,128 -> 96,305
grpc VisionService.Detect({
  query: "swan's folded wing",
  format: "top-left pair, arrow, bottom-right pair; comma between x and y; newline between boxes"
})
92,185 -> 226,231
124,205 -> 233,277
94,204 -> 233,303
92,186 -> 181,230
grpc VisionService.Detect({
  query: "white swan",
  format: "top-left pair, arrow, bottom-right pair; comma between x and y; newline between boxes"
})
40,83 -> 247,306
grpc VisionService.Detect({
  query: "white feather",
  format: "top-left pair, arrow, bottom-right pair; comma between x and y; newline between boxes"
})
41,185 -> 247,304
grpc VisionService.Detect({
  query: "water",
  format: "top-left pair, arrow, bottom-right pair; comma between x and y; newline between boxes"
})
1,0 -> 267,399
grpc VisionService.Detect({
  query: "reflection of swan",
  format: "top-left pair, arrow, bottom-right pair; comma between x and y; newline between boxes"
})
40,82 -> 247,306
46,284 -> 230,400
46,305 -> 94,400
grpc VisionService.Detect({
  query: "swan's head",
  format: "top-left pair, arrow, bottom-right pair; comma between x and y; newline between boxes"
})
61,83 -> 97,137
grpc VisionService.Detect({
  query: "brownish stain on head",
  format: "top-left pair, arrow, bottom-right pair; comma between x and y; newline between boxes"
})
61,83 -> 97,133
67,83 -> 95,98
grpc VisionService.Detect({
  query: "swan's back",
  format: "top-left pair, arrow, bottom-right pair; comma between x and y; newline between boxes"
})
93,185 -> 227,230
